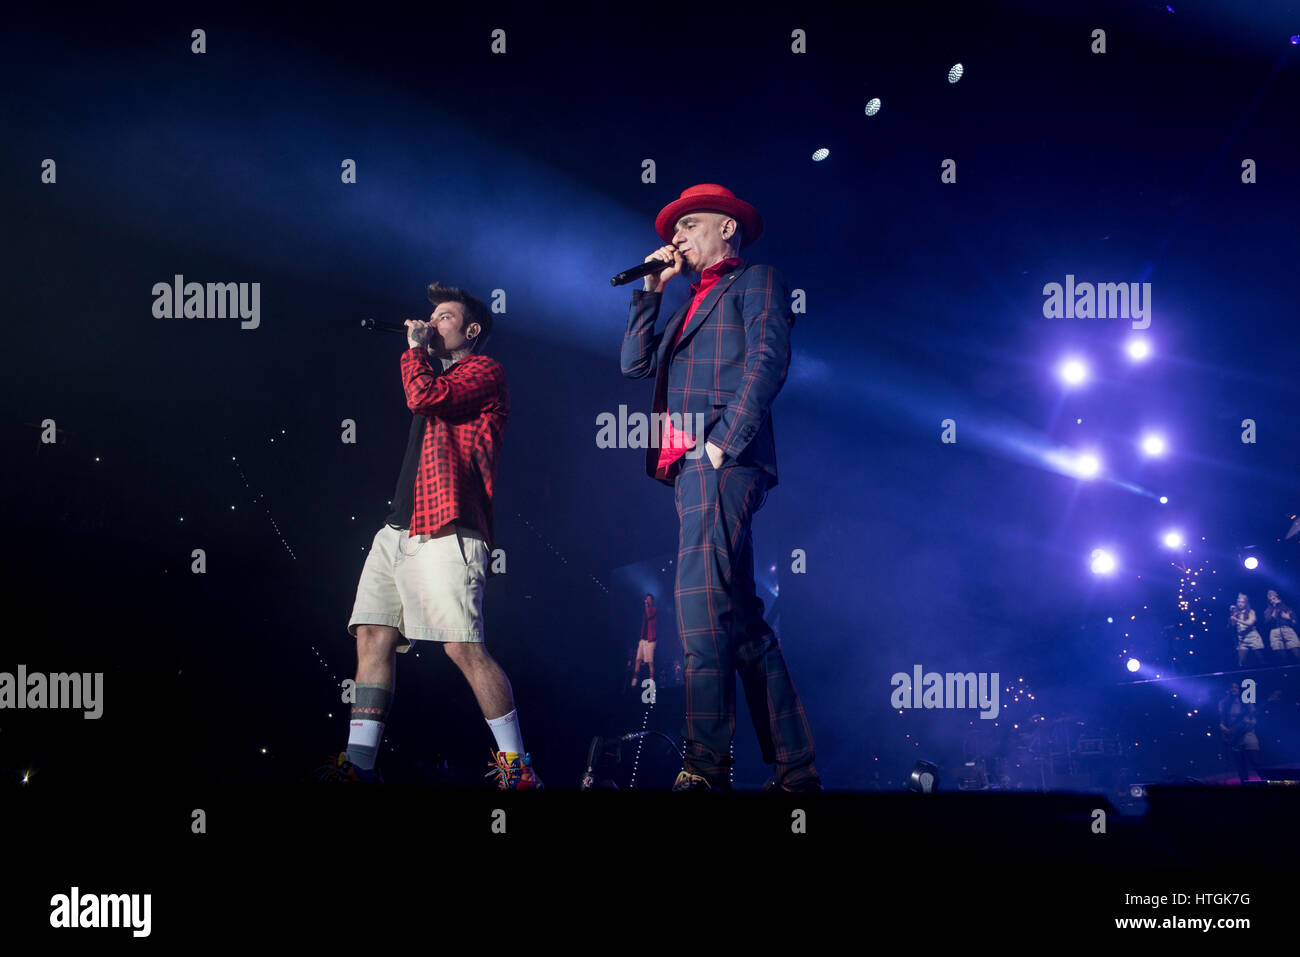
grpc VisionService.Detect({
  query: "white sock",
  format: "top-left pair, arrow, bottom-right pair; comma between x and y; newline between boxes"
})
346,719 -> 384,770
486,709 -> 524,755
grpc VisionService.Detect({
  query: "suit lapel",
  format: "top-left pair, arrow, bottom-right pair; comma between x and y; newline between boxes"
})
657,301 -> 692,370
658,266 -> 745,366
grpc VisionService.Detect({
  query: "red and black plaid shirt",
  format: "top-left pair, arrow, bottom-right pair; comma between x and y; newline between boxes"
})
640,604 -> 658,643
399,346 -> 509,551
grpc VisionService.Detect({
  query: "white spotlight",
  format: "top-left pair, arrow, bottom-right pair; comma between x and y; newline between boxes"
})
1075,452 -> 1101,478
812,147 -> 830,161
947,63 -> 964,84
864,98 -> 881,116
1140,433 -> 1166,457
1091,548 -> 1117,575
1058,357 -> 1088,386
1126,338 -> 1151,360
1162,530 -> 1183,548
1244,556 -> 1260,570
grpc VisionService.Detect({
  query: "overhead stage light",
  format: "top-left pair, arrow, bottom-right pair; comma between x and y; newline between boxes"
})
1075,452 -> 1101,478
1140,433 -> 1166,457
1048,447 -> 1103,480
1091,548 -> 1117,575
1058,357 -> 1089,386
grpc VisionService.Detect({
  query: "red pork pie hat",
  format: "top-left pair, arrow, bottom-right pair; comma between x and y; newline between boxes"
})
655,183 -> 763,248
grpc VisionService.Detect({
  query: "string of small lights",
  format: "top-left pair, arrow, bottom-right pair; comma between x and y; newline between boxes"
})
516,511 -> 610,595
229,450 -> 296,560
628,695 -> 653,789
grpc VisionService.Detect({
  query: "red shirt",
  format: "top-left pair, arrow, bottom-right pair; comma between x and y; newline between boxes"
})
655,256 -> 744,475
399,347 -> 509,551
640,604 -> 658,643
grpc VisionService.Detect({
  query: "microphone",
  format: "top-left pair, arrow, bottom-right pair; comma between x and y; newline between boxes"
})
360,317 -> 409,335
610,252 -> 680,287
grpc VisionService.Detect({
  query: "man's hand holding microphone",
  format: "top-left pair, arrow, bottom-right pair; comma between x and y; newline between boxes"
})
405,319 -> 433,351
642,244 -> 683,293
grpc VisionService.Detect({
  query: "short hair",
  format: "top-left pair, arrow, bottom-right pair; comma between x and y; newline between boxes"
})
645,593 -> 654,601
427,281 -> 492,351
704,212 -> 742,250
729,219 -> 744,250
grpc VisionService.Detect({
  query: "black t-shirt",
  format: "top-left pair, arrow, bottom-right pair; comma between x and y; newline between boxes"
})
384,412 -> 426,529
383,353 -> 486,537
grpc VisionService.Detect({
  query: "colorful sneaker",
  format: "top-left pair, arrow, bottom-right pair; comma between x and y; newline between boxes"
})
671,770 -> 714,792
313,752 -> 383,784
485,750 -> 544,790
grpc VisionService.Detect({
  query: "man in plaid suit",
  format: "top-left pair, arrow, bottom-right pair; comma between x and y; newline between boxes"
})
620,184 -> 820,792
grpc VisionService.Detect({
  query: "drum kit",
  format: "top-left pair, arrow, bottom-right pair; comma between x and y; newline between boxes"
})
962,713 -> 1124,791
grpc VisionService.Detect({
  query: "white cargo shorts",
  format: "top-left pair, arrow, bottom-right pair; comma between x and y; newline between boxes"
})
347,522 -> 488,651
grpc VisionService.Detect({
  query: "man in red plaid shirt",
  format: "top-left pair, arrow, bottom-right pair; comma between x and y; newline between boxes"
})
320,282 -> 542,789
630,593 -> 658,687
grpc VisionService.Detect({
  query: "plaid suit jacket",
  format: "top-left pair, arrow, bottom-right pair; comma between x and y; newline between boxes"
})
620,261 -> 793,488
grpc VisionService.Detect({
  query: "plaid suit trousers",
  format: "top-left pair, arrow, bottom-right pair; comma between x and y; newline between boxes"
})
673,453 -> 815,787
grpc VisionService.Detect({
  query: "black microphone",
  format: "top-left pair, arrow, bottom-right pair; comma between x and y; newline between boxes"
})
610,254 -> 679,287
360,317 -> 408,335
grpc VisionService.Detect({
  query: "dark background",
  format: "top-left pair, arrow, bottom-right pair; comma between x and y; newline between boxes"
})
3,0 -> 1299,792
